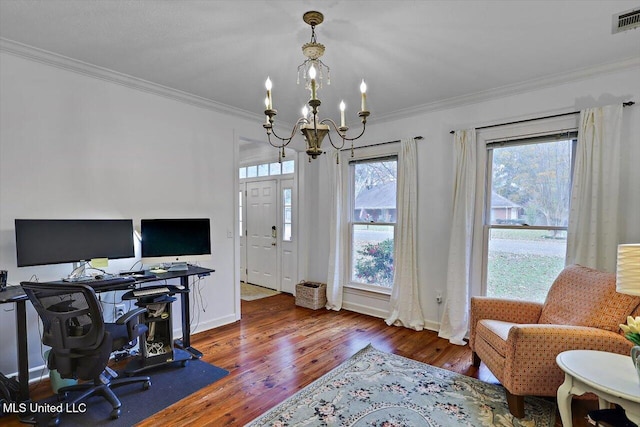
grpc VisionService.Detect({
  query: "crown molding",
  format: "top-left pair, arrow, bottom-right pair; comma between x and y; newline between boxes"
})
3,38 -> 638,126
0,38 -> 264,122
375,56 -> 640,124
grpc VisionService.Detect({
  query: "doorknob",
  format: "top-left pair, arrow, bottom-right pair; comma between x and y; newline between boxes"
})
271,225 -> 277,238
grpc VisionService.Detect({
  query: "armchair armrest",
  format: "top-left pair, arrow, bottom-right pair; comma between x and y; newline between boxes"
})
502,324 -> 632,396
469,297 -> 543,350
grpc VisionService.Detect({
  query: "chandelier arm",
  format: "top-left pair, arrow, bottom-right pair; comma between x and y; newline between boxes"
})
341,120 -> 367,142
319,118 -> 347,150
268,118 -> 308,145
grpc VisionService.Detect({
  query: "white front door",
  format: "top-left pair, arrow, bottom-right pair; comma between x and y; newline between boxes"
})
246,180 -> 278,290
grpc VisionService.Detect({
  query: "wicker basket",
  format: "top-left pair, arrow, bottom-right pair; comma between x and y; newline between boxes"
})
295,282 -> 327,310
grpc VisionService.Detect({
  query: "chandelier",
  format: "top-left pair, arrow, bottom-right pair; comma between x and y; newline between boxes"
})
263,11 -> 370,162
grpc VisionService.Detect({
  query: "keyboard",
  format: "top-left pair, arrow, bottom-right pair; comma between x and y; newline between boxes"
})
133,287 -> 170,297
89,277 -> 136,291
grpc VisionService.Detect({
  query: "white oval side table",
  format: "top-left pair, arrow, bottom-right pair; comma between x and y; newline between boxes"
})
556,350 -> 640,427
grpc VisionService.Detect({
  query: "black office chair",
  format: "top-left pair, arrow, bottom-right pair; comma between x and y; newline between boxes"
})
21,282 -> 151,425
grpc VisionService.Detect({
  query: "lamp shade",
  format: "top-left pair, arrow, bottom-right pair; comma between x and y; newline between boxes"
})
616,244 -> 640,296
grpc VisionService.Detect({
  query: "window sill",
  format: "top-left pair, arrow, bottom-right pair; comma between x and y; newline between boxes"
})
344,284 -> 392,298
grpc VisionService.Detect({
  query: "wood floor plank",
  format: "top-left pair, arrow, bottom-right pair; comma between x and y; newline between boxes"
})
4,292 -> 596,426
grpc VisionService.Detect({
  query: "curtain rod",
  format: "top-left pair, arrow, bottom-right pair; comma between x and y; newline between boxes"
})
341,135 -> 423,152
449,101 -> 635,134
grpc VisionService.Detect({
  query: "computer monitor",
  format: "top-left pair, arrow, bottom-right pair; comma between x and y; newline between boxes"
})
15,219 -> 135,268
140,218 -> 211,269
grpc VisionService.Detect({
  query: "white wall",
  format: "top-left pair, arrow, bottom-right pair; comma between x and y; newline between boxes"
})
302,62 -> 640,330
0,51 -> 260,378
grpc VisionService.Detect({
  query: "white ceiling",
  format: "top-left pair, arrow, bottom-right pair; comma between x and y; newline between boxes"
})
1,0 -> 639,128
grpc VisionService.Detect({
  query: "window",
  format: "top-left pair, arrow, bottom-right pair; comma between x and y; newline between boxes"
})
484,132 -> 576,302
257,163 -> 269,177
238,160 -> 295,180
349,156 -> 398,289
270,162 -> 281,176
281,160 -> 294,174
282,188 -> 292,241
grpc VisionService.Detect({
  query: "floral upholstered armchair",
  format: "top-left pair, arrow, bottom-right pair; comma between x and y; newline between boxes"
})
469,264 -> 640,418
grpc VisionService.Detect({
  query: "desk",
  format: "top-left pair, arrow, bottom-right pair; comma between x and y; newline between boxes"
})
1,265 -> 213,402
556,350 -> 640,427
0,285 -> 29,402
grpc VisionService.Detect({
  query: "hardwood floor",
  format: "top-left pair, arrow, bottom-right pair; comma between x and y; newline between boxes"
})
9,293 -> 596,426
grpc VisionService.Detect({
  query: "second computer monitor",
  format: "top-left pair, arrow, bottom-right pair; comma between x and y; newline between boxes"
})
140,218 -> 211,268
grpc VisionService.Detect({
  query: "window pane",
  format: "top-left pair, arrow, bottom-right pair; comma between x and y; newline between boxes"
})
257,163 -> 269,177
353,159 -> 397,223
351,224 -> 394,288
282,188 -> 292,242
490,140 -> 572,226
269,162 -> 281,176
239,167 -> 246,179
247,165 -> 257,178
486,228 -> 566,303
282,160 -> 295,174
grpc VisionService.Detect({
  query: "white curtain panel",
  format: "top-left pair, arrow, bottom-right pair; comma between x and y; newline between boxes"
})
438,129 -> 477,345
566,104 -> 623,272
326,151 -> 346,310
385,138 -> 425,330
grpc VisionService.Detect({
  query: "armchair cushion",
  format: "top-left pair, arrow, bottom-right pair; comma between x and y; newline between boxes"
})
538,265 -> 640,331
476,320 -> 514,357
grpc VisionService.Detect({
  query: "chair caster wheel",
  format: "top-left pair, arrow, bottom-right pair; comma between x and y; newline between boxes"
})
110,408 -> 121,419
57,392 -> 68,402
181,360 -> 189,367
143,380 -> 151,390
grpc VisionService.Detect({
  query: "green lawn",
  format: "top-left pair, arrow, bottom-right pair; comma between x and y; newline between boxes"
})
486,252 -> 565,303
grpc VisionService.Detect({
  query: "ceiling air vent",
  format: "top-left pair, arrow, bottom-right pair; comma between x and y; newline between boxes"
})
612,7 -> 640,33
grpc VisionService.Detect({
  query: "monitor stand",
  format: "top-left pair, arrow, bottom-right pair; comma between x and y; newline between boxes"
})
62,262 -> 92,282
166,262 -> 189,272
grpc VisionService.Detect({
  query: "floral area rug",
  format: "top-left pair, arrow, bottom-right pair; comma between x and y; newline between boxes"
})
245,344 -> 555,427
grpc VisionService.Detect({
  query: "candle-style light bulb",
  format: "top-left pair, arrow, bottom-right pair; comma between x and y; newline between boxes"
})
265,77 -> 273,109
309,65 -> 317,100
339,101 -> 346,128
265,97 -> 270,109
360,80 -> 367,112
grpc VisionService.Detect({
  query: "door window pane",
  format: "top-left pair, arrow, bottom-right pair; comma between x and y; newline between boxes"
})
282,188 -> 292,241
